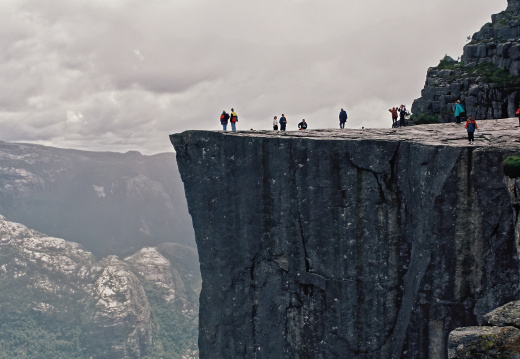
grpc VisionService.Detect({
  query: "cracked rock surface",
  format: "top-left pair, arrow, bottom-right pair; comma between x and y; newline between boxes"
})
171,120 -> 520,359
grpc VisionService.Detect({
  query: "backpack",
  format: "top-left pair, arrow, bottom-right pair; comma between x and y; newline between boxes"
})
467,121 -> 475,132
516,108 -> 520,115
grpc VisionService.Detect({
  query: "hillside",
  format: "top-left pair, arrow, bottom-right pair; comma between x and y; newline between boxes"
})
0,215 -> 200,359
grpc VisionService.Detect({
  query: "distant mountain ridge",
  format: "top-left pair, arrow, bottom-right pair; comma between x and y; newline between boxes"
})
0,215 -> 200,358
0,141 -> 194,257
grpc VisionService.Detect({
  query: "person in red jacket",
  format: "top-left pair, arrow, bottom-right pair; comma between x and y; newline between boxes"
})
389,107 -> 398,128
465,115 -> 477,144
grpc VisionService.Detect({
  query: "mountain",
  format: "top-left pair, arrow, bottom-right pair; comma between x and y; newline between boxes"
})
171,124 -> 520,359
0,141 -> 194,257
0,215 -> 200,359
411,0 -> 520,123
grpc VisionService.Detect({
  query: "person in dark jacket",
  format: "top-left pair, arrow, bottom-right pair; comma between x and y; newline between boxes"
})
279,114 -> 287,131
465,115 -> 477,144
220,110 -> 230,130
339,108 -> 347,129
298,119 -> 307,130
398,105 -> 408,127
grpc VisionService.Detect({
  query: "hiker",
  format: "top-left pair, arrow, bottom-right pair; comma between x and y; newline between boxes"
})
220,110 -> 230,130
339,108 -> 348,129
389,107 -> 398,128
273,116 -> 278,130
516,106 -> 520,126
298,119 -> 307,130
230,108 -> 238,131
465,115 -> 477,144
454,100 -> 465,123
398,105 -> 408,127
279,114 -> 287,131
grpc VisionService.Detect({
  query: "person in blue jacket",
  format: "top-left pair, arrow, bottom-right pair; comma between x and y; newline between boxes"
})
454,100 -> 465,123
339,108 -> 347,129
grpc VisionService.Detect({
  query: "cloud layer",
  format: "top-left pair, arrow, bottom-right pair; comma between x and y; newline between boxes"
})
0,0 -> 507,153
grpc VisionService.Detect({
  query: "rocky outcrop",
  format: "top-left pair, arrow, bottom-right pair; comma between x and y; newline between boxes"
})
0,215 -> 200,358
412,0 -> 520,122
171,122 -> 520,359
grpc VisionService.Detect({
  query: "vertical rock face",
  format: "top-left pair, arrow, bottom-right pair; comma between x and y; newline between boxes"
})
412,0 -> 520,122
171,125 -> 520,359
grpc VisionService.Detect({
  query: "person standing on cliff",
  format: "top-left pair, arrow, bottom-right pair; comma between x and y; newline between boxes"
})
230,108 -> 238,131
280,114 -> 287,131
273,116 -> 278,130
389,107 -> 398,128
339,108 -> 347,129
516,106 -> 520,126
398,105 -> 408,127
298,119 -> 307,130
465,115 -> 477,144
454,100 -> 465,124
220,110 -> 230,130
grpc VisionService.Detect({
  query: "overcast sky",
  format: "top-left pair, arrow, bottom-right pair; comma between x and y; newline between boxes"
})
0,0 -> 507,154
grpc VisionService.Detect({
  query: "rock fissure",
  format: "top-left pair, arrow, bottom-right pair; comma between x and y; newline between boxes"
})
171,129 -> 520,359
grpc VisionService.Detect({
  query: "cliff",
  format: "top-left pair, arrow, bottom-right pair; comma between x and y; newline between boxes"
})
171,121 -> 520,359
411,0 -> 520,122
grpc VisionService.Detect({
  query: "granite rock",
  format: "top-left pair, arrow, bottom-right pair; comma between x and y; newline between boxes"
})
171,121 -> 520,359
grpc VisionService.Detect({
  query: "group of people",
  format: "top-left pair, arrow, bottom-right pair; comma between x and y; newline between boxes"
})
272,114 -> 307,131
451,100 -> 478,144
219,104 -> 479,145
389,105 -> 409,128
220,109 -> 239,131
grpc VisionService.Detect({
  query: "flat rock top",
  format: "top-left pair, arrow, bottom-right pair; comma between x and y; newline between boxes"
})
174,118 -> 520,150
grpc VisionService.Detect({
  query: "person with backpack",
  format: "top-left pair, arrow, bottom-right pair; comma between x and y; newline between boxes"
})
454,100 -> 465,123
398,105 -> 408,127
220,110 -> 230,130
339,108 -> 347,129
279,114 -> 287,131
389,107 -> 398,128
273,116 -> 278,130
516,106 -> 520,126
465,115 -> 477,144
230,108 -> 238,131
298,119 -> 307,130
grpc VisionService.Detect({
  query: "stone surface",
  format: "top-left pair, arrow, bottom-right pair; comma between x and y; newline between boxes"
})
171,121 -> 520,359
412,1 -> 520,122
484,301 -> 520,328
448,326 -> 520,359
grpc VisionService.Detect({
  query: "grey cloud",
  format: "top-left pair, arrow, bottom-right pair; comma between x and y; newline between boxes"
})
0,0 -> 509,154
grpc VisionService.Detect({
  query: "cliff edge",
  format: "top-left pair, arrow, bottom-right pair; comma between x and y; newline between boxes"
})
171,121 -> 520,359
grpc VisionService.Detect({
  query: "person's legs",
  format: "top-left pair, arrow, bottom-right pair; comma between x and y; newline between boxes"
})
231,122 -> 236,131
222,123 -> 227,130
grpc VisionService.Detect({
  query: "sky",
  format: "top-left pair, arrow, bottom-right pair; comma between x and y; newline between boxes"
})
0,0 -> 507,154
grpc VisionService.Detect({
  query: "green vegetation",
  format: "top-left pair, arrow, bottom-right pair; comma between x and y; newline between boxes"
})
412,113 -> 439,125
503,156 -> 520,178
468,62 -> 520,89
437,55 -> 460,70
143,283 -> 199,359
